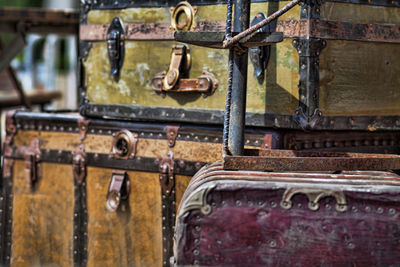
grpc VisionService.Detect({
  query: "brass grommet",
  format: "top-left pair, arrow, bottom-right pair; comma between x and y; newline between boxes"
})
170,1 -> 196,31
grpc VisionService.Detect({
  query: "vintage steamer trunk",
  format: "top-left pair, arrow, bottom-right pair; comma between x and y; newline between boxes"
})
174,0 -> 400,265
79,0 -> 400,130
2,112 -> 399,267
175,163 -> 400,266
1,110 -> 277,267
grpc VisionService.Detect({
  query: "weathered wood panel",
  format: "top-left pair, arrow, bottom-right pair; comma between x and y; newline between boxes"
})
13,130 -> 223,162
11,161 -> 74,267
86,168 -> 162,267
320,40 -> 400,116
321,2 -> 400,24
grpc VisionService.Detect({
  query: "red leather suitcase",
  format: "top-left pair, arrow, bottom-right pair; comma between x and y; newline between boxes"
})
174,163 -> 400,266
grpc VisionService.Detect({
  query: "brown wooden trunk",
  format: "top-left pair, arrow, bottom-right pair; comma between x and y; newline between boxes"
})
1,111 -> 267,267
2,111 -> 399,266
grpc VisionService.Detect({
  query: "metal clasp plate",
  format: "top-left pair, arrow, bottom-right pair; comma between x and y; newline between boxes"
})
107,17 -> 125,81
106,171 -> 130,212
24,138 -> 41,187
73,144 -> 87,185
159,151 -> 175,196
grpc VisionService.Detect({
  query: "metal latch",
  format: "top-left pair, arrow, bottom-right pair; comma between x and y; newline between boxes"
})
24,138 -> 41,187
152,45 -> 218,98
159,151 -> 175,196
107,17 -> 125,82
249,12 -> 276,84
106,171 -> 130,212
73,144 -> 87,185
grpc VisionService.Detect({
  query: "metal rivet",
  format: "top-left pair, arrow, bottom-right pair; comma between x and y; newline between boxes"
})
347,242 -> 355,249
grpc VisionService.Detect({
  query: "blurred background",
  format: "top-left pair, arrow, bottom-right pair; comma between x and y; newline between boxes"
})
0,0 -> 79,111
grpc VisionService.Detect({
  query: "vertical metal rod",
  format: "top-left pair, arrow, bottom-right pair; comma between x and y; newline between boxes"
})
223,48 -> 234,156
222,0 -> 300,48
225,0 -> 233,40
228,0 -> 250,156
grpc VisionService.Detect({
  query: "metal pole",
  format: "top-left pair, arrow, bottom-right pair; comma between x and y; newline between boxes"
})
222,0 -> 301,48
228,0 -> 250,156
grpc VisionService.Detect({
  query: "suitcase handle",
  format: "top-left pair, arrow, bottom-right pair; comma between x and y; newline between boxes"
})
280,187 -> 348,212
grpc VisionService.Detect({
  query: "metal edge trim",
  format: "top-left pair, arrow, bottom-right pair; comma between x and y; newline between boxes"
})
83,104 -> 400,131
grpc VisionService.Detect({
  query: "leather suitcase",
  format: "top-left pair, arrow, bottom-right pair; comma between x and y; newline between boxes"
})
1,110 -> 272,267
174,162 -> 400,266
79,0 -> 400,131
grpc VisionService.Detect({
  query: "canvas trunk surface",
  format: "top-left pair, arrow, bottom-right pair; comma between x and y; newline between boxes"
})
80,1 -> 400,127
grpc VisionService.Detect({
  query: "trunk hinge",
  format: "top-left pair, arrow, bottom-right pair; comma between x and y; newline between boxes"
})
261,134 -> 273,150
3,110 -> 17,180
73,144 -> 87,185
78,118 -> 90,142
159,151 -> 175,196
24,138 -> 41,187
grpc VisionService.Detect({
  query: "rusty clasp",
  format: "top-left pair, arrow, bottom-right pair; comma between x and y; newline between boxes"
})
73,144 -> 87,185
152,45 -> 218,98
159,151 -> 175,196
106,171 -> 130,212
24,138 -> 41,187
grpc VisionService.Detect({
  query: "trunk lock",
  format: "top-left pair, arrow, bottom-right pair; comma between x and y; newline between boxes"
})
111,129 -> 137,159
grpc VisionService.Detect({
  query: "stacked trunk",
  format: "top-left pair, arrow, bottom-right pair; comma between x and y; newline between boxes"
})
1,0 -> 400,267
